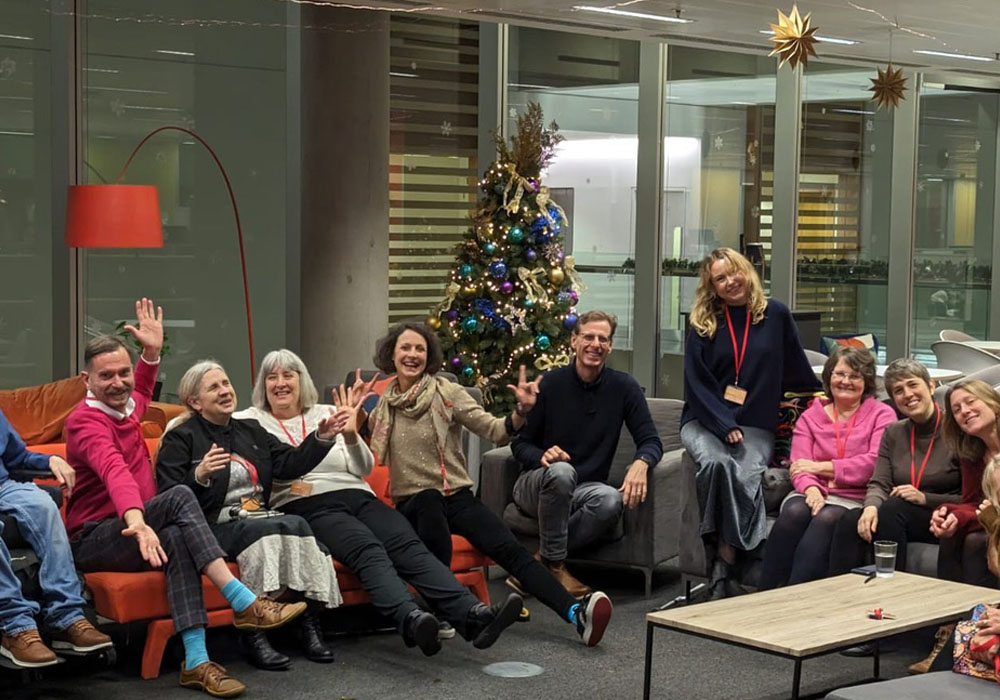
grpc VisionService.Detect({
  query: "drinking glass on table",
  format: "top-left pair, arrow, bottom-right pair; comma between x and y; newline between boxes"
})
874,540 -> 898,578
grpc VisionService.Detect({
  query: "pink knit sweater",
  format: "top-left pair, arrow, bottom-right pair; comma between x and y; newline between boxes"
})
790,396 -> 897,501
64,357 -> 158,537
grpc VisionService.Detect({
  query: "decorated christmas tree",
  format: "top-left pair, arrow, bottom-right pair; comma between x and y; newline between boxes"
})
429,103 -> 583,415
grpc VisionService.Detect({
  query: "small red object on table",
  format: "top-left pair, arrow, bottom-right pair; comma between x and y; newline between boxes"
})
867,608 -> 896,620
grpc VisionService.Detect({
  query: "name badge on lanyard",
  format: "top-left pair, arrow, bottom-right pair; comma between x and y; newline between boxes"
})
723,306 -> 750,406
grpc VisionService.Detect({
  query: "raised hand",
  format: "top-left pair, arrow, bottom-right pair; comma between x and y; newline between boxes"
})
122,297 -> 164,360
334,384 -> 360,435
194,443 -> 230,484
317,407 -> 349,441
347,368 -> 379,409
507,365 -> 541,415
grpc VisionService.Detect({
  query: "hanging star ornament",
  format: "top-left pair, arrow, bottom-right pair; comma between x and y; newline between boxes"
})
868,64 -> 907,110
768,5 -> 819,70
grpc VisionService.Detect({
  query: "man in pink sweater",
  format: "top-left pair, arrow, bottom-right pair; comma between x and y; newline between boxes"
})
64,298 -> 305,698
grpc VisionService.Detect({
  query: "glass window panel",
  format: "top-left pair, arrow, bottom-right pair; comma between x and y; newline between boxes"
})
508,27 -> 639,373
81,0 -> 287,397
0,1 -> 52,387
913,86 -> 997,362
659,46 -> 776,396
797,64 -> 893,363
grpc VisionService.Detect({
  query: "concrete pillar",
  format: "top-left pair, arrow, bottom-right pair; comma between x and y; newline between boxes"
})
300,7 -> 390,387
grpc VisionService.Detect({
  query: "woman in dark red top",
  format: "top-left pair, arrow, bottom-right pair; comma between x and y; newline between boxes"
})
932,379 -> 1000,586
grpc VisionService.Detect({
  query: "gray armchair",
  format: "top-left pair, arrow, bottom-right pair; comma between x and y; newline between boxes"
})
480,398 -> 698,596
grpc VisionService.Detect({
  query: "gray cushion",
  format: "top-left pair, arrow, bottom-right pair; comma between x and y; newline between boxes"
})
762,467 -> 793,514
825,671 -> 996,699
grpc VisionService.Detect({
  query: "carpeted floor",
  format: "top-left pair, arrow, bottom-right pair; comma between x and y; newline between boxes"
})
3,566 -> 941,700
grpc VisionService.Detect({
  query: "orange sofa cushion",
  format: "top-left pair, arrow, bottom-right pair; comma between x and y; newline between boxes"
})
0,376 -> 86,445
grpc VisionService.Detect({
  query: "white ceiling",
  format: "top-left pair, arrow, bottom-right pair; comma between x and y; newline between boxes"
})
376,0 -> 1000,77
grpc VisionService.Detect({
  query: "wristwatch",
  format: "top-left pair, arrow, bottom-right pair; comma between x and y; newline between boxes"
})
638,455 -> 655,467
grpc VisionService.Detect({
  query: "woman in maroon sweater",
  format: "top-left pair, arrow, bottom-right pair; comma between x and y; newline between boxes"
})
932,379 -> 999,586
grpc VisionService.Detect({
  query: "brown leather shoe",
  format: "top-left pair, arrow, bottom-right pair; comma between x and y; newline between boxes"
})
51,618 -> 113,653
0,629 -> 59,668
179,661 -> 246,698
232,597 -> 307,631
908,622 -> 956,674
547,560 -> 592,598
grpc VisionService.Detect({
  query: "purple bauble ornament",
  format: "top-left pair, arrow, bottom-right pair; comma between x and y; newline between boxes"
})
569,290 -> 579,304
528,178 -> 540,191
525,249 -> 537,263
445,309 -> 459,322
556,250 -> 565,263
500,281 -> 514,295
450,356 -> 462,369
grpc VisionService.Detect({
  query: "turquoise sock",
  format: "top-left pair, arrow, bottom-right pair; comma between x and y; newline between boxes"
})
566,603 -> 580,625
221,578 -> 257,613
180,627 -> 209,670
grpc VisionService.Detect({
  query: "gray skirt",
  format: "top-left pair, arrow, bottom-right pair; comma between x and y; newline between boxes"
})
211,513 -> 342,608
680,419 -> 775,552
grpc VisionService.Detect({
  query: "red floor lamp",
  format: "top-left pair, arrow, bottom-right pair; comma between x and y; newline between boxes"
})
66,125 -> 256,381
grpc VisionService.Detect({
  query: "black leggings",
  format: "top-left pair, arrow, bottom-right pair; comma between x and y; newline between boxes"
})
829,497 -> 938,575
938,530 -> 995,587
396,487 -> 577,620
759,498 -> 847,589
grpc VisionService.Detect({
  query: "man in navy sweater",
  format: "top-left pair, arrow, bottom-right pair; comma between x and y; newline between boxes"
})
511,310 -> 662,597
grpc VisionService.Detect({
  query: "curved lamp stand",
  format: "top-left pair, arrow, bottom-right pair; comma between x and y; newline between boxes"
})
66,125 -> 256,382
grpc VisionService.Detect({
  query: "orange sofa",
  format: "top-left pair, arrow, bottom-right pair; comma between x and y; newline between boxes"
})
28,440 -> 490,679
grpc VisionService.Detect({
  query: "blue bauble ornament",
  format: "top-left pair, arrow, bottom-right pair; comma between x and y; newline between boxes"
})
462,366 -> 475,378
489,261 -> 508,279
564,313 -> 578,330
524,299 -> 535,308
525,249 -> 538,263
462,317 -> 479,333
507,227 -> 524,243
483,242 -> 497,255
535,334 -> 551,351
460,264 -> 474,278
444,309 -> 459,322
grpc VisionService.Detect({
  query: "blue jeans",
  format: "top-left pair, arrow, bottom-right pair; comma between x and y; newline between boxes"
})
0,480 -> 87,635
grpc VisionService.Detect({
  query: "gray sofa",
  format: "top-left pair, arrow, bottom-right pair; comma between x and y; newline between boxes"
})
826,671 -> 995,699
480,398 -> 700,596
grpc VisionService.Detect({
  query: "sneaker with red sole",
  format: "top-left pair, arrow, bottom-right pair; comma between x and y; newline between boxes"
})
576,591 -> 612,647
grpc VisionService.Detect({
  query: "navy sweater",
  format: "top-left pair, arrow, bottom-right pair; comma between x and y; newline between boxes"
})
681,299 -> 820,441
512,364 -> 663,483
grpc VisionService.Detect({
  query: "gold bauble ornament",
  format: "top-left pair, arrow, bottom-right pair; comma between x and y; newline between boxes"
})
768,5 -> 819,70
869,64 -> 907,110
426,316 -> 442,330
548,268 -> 565,285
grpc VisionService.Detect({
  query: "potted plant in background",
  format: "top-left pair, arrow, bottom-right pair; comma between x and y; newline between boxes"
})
114,321 -> 170,401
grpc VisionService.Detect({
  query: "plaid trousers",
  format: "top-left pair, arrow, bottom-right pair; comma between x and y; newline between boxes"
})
71,485 -> 227,632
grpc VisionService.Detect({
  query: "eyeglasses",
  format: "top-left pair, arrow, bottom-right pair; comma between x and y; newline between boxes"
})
579,333 -> 611,346
832,371 -> 863,383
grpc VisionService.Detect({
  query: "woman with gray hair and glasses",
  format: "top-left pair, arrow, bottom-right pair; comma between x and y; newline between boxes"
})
233,349 -> 523,657
759,346 -> 896,589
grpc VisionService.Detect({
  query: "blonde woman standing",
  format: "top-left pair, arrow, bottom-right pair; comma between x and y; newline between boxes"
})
680,247 -> 820,599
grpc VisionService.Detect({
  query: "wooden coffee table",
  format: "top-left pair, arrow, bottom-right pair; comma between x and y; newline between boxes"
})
643,572 -> 999,699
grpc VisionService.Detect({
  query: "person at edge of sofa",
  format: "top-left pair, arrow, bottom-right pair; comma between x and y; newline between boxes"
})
509,309 -> 663,599
64,298 -> 307,699
759,346 -> 896,590
680,247 -> 822,600
235,348 -> 527,657
0,407 -> 113,669
156,359 -> 344,671
827,357 -> 962,665
368,321 -> 611,647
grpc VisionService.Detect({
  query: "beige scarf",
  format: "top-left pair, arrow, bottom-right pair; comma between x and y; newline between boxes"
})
369,374 -> 454,468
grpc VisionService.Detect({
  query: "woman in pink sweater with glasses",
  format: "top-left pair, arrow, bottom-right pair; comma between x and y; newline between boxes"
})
759,346 -> 896,588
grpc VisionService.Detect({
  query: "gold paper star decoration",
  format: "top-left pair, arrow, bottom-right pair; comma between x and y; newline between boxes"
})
768,5 -> 819,70
869,63 -> 907,110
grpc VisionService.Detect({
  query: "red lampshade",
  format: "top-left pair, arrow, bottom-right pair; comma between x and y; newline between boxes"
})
66,184 -> 163,248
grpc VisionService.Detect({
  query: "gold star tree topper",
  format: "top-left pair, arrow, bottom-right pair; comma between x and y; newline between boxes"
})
869,63 -> 907,110
769,5 -> 819,69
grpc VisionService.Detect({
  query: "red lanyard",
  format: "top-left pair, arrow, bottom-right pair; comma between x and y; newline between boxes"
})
278,414 -> 306,446
910,405 -> 941,490
832,405 -> 860,459
723,306 -> 750,385
229,455 -> 260,490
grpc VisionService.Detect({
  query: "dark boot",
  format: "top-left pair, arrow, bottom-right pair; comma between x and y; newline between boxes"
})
706,559 -> 733,601
403,610 -> 442,657
466,593 -> 523,649
242,630 -> 290,671
300,611 -> 334,663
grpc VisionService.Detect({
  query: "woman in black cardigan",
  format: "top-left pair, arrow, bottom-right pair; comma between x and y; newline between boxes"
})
157,360 -> 344,670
